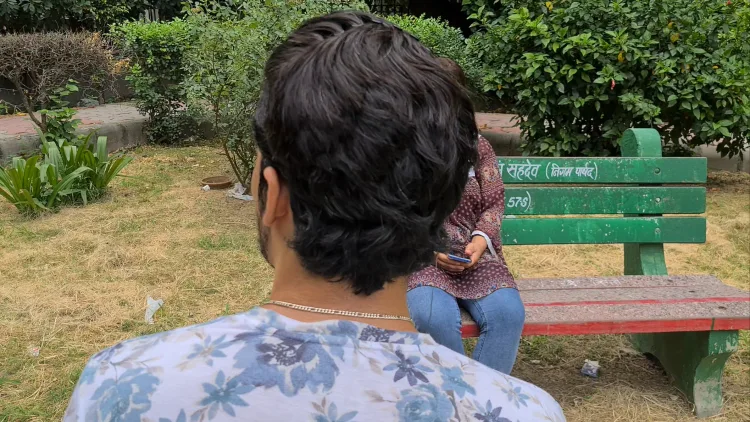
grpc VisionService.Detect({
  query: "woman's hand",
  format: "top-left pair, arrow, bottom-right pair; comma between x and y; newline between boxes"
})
435,253 -> 466,273
435,236 -> 488,273
464,236 -> 488,269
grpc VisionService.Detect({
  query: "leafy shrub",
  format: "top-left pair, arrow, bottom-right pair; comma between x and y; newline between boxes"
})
37,80 -> 84,145
0,0 -> 93,32
44,135 -> 133,199
0,0 -> 184,32
0,155 -> 88,214
82,137 -> 132,193
0,136 -> 131,214
386,14 -> 482,91
111,19 -> 195,144
89,0 -> 186,31
387,14 -> 466,62
470,0 -> 749,157
114,0 -> 370,177
0,32 -> 117,135
183,19 -> 264,186
0,77 -> 131,214
88,0 -> 149,31
181,0 -> 369,185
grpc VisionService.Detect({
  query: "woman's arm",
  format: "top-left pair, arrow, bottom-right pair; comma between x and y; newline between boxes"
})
472,136 -> 504,258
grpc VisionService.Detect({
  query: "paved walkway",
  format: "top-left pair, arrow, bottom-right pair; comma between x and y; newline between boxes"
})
475,112 -> 520,136
475,112 -> 522,155
0,103 -> 146,160
0,106 -> 521,137
0,103 -> 143,136
0,104 -> 524,158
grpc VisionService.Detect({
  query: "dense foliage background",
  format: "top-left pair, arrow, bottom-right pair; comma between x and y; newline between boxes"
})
465,0 -> 749,157
3,0 -> 748,160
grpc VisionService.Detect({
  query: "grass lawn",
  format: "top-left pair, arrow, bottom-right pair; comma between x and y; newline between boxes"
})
0,144 -> 748,421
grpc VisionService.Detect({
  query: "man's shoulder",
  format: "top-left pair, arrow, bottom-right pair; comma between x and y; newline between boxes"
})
64,311 -> 564,421
81,310 -> 269,368
64,310 -> 272,419
422,345 -> 564,420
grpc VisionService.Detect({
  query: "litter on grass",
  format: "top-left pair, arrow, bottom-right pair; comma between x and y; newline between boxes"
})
145,297 -> 164,324
227,183 -> 253,201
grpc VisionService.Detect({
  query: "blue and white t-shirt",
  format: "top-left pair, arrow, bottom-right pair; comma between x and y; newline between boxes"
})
65,307 -> 565,421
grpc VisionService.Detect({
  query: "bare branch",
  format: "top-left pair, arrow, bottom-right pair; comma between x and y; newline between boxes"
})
9,76 -> 45,132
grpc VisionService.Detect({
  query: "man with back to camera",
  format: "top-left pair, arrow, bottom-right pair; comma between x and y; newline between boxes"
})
65,11 -> 564,421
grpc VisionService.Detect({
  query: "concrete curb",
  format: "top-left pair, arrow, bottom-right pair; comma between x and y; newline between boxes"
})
0,116 -> 147,162
480,130 -> 522,156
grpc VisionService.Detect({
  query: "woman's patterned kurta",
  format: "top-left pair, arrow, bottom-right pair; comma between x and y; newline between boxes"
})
408,136 -> 516,299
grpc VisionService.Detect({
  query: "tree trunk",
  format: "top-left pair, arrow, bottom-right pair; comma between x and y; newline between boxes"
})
11,77 -> 46,132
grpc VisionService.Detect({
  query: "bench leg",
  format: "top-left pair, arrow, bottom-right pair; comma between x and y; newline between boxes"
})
630,330 -> 739,418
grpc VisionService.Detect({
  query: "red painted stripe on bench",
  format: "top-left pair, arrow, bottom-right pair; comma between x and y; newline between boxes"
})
524,297 -> 750,308
521,285 -> 700,291
460,318 -> 750,338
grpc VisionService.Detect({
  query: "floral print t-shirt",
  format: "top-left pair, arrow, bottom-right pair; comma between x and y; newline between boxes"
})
65,307 -> 564,422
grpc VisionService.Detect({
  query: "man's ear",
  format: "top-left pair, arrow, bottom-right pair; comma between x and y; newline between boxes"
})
261,166 -> 289,227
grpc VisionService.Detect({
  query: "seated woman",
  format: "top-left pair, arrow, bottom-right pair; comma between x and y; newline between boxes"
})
407,58 -> 524,375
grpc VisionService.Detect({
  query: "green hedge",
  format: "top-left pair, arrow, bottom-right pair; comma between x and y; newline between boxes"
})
469,0 -> 749,157
112,0 -> 370,174
0,0 -> 184,32
387,14 -> 483,94
111,19 -> 195,143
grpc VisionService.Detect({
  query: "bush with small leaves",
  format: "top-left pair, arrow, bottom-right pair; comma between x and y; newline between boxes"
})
469,0 -> 749,157
181,0 -> 369,186
386,14 -> 483,93
111,19 -> 196,144
0,0 -> 184,32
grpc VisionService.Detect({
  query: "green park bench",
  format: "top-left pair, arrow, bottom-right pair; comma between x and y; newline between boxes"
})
460,128 -> 750,418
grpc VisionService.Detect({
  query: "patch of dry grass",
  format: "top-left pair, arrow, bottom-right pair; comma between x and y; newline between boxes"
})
0,146 -> 747,421
0,145 -> 273,419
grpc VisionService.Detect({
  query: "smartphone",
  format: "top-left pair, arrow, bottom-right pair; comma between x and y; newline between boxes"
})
447,254 -> 471,264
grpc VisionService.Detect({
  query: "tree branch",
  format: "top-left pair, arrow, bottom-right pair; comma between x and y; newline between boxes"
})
10,76 -> 46,132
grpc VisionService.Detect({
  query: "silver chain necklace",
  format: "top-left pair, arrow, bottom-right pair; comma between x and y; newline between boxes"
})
266,300 -> 413,322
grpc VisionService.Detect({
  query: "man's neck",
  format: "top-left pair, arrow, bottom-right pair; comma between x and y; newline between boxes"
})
263,257 -> 416,332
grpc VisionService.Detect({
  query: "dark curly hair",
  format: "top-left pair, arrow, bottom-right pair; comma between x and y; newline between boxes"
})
254,11 -> 478,295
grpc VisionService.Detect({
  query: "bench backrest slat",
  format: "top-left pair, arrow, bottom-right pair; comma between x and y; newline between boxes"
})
501,217 -> 706,245
497,157 -> 707,184
495,129 -> 708,246
504,187 -> 706,215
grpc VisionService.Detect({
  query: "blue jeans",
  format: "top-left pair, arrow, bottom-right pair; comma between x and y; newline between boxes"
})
407,286 -> 525,374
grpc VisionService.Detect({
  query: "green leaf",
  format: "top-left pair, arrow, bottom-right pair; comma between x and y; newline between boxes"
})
46,167 -> 90,208
96,136 -> 108,162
